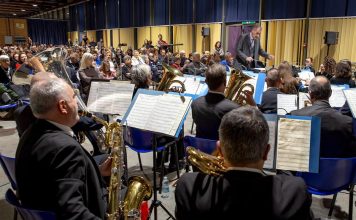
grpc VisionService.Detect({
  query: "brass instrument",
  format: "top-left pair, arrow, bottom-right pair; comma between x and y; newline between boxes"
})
78,110 -> 152,220
225,69 -> 255,105
156,63 -> 186,93
186,146 -> 226,176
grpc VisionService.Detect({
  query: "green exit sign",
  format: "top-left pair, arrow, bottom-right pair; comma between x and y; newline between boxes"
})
242,21 -> 256,25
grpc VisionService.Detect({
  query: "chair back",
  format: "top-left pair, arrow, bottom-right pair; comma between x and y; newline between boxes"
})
297,157 -> 356,194
0,153 -> 17,190
5,189 -> 56,220
183,136 -> 217,155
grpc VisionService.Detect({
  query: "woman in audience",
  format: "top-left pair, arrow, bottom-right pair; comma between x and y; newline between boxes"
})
11,53 -> 19,70
78,52 -> 102,101
99,60 -> 116,80
16,53 -> 27,70
214,41 -> 224,56
330,61 -> 356,88
316,56 -> 335,80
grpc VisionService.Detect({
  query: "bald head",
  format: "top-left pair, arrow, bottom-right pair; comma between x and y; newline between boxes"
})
30,72 -> 58,86
309,76 -> 332,102
266,68 -> 281,87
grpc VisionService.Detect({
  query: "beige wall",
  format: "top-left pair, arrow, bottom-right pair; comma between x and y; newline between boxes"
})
0,18 -> 28,45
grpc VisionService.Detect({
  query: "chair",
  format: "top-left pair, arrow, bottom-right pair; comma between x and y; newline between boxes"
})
296,157 -> 356,220
123,127 -> 180,190
183,136 -> 217,172
5,189 -> 56,220
0,154 -> 17,190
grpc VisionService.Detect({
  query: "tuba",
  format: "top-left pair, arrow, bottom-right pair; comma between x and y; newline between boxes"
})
78,110 -> 152,220
225,69 -> 254,105
156,63 -> 186,93
186,146 -> 226,176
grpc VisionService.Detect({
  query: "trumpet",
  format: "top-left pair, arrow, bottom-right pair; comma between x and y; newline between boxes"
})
78,110 -> 152,220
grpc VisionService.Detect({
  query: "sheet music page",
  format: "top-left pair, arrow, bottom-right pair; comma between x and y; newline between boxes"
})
277,94 -> 297,115
276,118 -> 311,171
298,93 -> 311,109
264,120 -> 276,169
125,94 -> 158,130
343,89 -> 356,117
145,94 -> 192,136
87,81 -> 135,115
298,71 -> 315,81
183,77 -> 201,95
329,86 -> 346,107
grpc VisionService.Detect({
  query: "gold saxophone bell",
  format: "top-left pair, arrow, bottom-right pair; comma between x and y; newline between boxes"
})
156,63 -> 186,93
186,146 -> 226,176
225,69 -> 255,105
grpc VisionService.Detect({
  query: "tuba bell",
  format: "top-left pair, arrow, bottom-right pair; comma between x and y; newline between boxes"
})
156,63 -> 186,93
225,69 -> 254,105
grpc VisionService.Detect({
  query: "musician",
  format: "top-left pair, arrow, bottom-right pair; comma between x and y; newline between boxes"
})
303,57 -> 315,73
131,64 -> 151,98
330,61 -> 356,88
16,77 -> 111,219
236,25 -> 274,68
176,107 -> 313,220
157,33 -> 168,51
291,76 -> 356,157
184,52 -> 207,76
191,64 -> 253,140
220,52 -> 243,71
259,68 -> 283,113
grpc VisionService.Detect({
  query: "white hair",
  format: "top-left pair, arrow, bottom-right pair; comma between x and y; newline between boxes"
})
30,78 -> 70,117
79,52 -> 94,70
0,55 -> 9,62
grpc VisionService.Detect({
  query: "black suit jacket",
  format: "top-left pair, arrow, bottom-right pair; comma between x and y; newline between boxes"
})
175,171 -> 312,220
191,92 -> 239,140
15,119 -> 107,220
236,33 -> 269,67
291,100 -> 356,158
259,87 -> 283,113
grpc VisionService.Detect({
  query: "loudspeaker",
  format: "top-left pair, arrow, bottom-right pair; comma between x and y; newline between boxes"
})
201,27 -> 210,37
324,31 -> 339,45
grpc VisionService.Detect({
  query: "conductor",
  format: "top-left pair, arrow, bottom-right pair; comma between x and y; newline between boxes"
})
236,25 -> 274,68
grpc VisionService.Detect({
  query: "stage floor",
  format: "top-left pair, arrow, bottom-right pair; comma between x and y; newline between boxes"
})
0,110 -> 354,220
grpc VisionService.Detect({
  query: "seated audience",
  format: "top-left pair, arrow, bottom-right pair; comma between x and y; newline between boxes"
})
66,52 -> 80,71
330,61 -> 356,88
148,53 -> 162,83
121,55 -> 132,81
259,68 -> 283,113
184,52 -> 207,76
179,50 -> 187,67
176,107 -> 313,220
131,50 -> 145,66
100,60 -> 116,80
291,76 -> 356,157
0,55 -> 11,84
15,77 -> 110,219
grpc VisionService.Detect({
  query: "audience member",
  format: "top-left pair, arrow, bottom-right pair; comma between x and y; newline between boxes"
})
78,53 -> 102,100
131,50 -> 145,66
121,55 -> 132,81
214,41 -> 224,56
184,52 -> 207,76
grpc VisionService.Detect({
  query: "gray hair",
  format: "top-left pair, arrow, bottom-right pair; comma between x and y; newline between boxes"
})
131,64 -> 151,87
266,68 -> 280,87
123,55 -> 131,62
219,106 -> 269,164
79,52 -> 93,70
0,55 -> 9,62
309,76 -> 332,100
30,78 -> 70,117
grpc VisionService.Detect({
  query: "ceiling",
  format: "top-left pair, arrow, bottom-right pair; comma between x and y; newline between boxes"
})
0,0 -> 83,18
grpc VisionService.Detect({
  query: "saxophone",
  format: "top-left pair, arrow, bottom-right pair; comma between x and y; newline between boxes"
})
78,110 -> 152,220
225,69 -> 255,105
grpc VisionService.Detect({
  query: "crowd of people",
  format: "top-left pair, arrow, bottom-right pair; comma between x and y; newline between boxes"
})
1,24 -> 356,219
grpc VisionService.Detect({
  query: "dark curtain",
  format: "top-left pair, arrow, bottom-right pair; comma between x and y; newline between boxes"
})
171,0 -> 193,24
28,19 -> 68,45
77,3 -> 85,32
154,0 -> 169,25
133,0 -> 150,27
107,0 -> 119,28
225,0 -> 260,23
263,0 -> 306,19
69,5 -> 77,31
86,1 -> 96,30
119,0 -> 133,28
311,0 -> 347,17
96,0 -> 106,29
196,0 -> 222,23
347,0 -> 356,16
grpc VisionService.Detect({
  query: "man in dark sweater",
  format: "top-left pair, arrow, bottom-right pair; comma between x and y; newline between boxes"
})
259,68 -> 283,113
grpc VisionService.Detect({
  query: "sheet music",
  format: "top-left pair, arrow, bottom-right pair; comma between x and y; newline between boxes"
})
276,118 -> 311,172
298,92 -> 310,109
343,89 -> 356,118
298,71 -> 315,81
329,86 -> 346,107
183,77 -> 201,95
264,120 -> 276,169
125,93 -> 192,136
277,94 -> 297,115
87,81 -> 135,115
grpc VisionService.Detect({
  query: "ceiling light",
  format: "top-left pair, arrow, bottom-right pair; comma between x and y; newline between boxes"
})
13,13 -> 17,16
21,9 -> 26,12
33,4 -> 38,7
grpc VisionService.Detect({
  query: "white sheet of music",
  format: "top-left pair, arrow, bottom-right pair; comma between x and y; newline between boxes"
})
277,94 -> 297,115
264,120 -> 276,169
87,81 -> 134,115
298,71 -> 315,81
343,89 -> 356,117
298,93 -> 311,109
183,77 -> 201,95
276,118 -> 311,172
125,93 -> 192,136
329,86 -> 346,107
